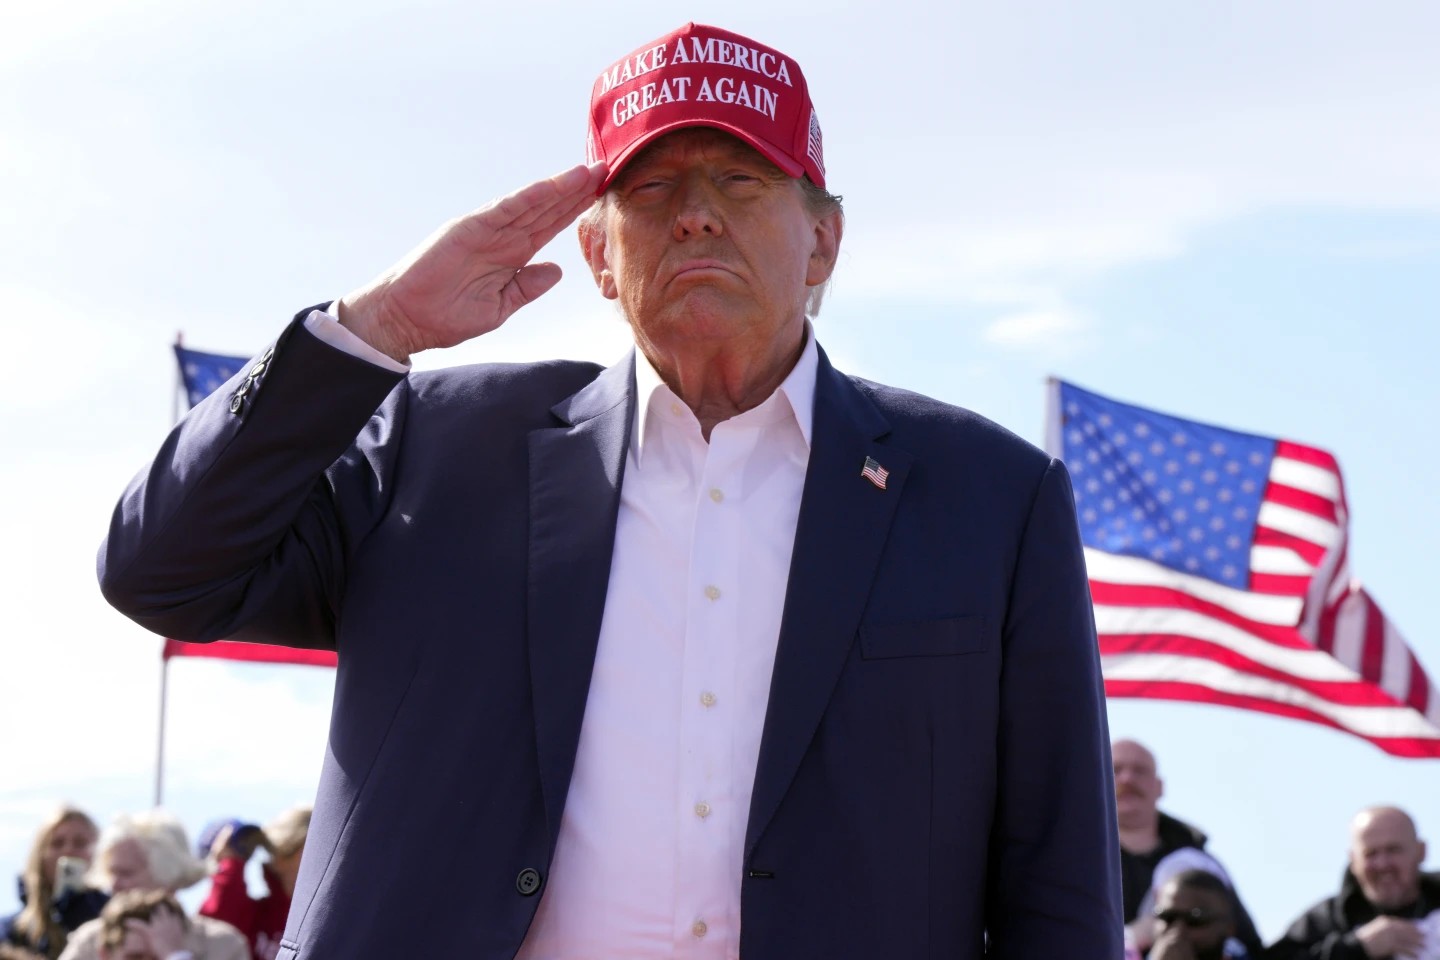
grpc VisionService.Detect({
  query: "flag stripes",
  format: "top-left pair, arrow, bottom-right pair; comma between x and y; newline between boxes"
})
1052,379 -> 1440,757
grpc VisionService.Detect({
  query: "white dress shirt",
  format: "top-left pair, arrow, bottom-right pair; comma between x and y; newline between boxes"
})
305,310 -> 815,959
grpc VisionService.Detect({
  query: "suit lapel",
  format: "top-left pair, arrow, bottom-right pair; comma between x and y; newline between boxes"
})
527,353 -> 635,852
745,351 -> 913,860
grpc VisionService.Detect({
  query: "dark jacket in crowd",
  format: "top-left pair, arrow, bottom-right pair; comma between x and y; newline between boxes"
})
1266,869 -> 1440,960
1,876 -> 109,957
1123,811 -> 1266,959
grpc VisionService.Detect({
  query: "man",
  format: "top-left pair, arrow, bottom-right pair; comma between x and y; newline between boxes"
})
1149,870 -> 1243,960
94,891 -> 189,960
1115,738 -> 1263,957
1270,807 -> 1439,960
98,22 -> 1120,959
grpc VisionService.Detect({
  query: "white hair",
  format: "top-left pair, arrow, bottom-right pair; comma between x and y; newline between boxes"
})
90,810 -> 207,893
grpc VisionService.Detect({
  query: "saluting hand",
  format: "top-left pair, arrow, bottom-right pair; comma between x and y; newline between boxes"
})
338,162 -> 607,363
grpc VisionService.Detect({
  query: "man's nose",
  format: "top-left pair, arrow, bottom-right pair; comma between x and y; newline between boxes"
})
673,176 -> 724,240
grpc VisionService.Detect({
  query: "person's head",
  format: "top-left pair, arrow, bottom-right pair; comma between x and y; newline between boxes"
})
13,806 -> 100,951
578,24 -> 844,358
261,805 -> 311,893
1348,806 -> 1426,911
97,889 -> 188,960
1112,738 -> 1163,829
1153,869 -> 1235,960
91,811 -> 207,895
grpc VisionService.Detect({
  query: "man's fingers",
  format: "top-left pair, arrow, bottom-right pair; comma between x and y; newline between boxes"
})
485,163 -> 605,232
500,262 -> 564,319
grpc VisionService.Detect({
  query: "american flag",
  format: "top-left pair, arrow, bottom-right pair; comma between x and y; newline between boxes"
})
174,344 -> 248,408
806,108 -> 825,178
1048,379 -> 1440,758
861,455 -> 889,490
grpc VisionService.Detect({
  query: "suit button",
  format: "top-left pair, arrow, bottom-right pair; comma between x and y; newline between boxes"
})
515,868 -> 542,896
229,394 -> 244,414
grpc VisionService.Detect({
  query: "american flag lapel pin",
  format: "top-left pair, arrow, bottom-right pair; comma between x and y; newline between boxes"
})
860,456 -> 889,490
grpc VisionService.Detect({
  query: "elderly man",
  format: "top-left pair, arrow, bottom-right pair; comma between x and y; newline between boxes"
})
1270,807 -> 1438,960
98,22 -> 1120,960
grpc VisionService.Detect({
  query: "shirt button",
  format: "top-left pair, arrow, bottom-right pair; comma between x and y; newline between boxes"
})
695,801 -> 711,819
709,488 -> 724,503
704,585 -> 721,601
700,691 -> 717,708
670,402 -> 684,416
692,920 -> 708,938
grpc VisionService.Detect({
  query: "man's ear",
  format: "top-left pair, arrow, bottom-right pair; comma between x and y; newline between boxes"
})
805,210 -> 843,288
577,210 -> 619,301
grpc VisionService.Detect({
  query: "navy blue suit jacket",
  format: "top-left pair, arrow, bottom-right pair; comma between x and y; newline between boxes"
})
100,313 -> 1122,959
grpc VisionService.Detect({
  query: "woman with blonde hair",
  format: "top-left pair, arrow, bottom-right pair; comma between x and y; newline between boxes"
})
1,807 -> 108,959
56,811 -> 245,960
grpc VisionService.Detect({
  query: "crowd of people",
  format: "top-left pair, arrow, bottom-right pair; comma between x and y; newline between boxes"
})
1,806 -> 308,960
1115,739 -> 1437,960
2,742 -> 1433,960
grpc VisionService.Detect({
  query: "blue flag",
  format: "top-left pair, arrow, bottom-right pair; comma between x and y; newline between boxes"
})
174,345 -> 250,408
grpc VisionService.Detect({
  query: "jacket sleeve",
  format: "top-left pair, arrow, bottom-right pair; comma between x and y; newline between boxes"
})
97,312 -> 406,649
984,459 -> 1124,958
1265,905 -> 1370,960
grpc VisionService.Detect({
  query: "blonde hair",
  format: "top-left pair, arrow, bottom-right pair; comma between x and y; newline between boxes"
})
90,810 -> 207,893
12,806 -> 98,959
262,805 -> 312,859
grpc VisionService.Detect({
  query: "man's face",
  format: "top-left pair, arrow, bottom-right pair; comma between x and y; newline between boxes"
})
100,930 -> 160,960
1112,739 -> 1163,826
582,128 -> 840,362
1349,809 -> 1426,910
1154,881 -> 1234,960
105,838 -> 157,894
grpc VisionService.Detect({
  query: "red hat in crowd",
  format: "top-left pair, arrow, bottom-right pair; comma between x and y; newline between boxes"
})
587,22 -> 826,192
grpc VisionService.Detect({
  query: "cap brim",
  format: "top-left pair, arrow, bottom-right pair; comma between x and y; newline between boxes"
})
596,118 -> 805,194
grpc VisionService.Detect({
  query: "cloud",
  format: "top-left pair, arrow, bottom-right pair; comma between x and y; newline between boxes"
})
982,307 -> 1087,349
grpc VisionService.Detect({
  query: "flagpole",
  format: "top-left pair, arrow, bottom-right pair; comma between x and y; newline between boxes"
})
154,332 -> 185,807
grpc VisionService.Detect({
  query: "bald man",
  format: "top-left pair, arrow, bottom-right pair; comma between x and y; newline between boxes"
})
1270,807 -> 1439,960
1113,739 -> 1263,957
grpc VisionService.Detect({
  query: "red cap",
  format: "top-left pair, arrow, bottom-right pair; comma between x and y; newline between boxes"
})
586,23 -> 826,192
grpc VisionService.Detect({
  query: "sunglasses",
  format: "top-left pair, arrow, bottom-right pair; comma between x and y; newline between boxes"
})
1154,907 -> 1220,928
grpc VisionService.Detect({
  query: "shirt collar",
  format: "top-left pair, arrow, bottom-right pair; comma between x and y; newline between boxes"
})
632,322 -> 818,462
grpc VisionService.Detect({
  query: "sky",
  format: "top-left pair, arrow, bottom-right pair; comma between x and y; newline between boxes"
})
2,0 -> 1438,941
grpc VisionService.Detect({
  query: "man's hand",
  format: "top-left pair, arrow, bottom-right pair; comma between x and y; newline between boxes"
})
1354,916 -> 1424,959
1147,926 -> 1197,960
338,162 -> 607,363
208,823 -> 262,862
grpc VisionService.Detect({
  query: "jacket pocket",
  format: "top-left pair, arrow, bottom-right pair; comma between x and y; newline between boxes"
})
859,616 -> 989,659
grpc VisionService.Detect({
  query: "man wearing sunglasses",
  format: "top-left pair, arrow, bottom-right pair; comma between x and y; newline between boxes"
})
1150,870 -> 1245,960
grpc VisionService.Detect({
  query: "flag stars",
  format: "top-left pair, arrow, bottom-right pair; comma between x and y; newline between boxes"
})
1178,479 -> 1195,494
1164,461 -> 1181,475
1201,469 -> 1218,484
1225,460 -> 1241,474
1173,508 -> 1189,523
1209,516 -> 1225,531
1134,422 -> 1151,438
1210,441 -> 1226,456
1150,441 -> 1166,456
1227,535 -> 1242,550
1186,450 -> 1203,465
1249,451 -> 1265,465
